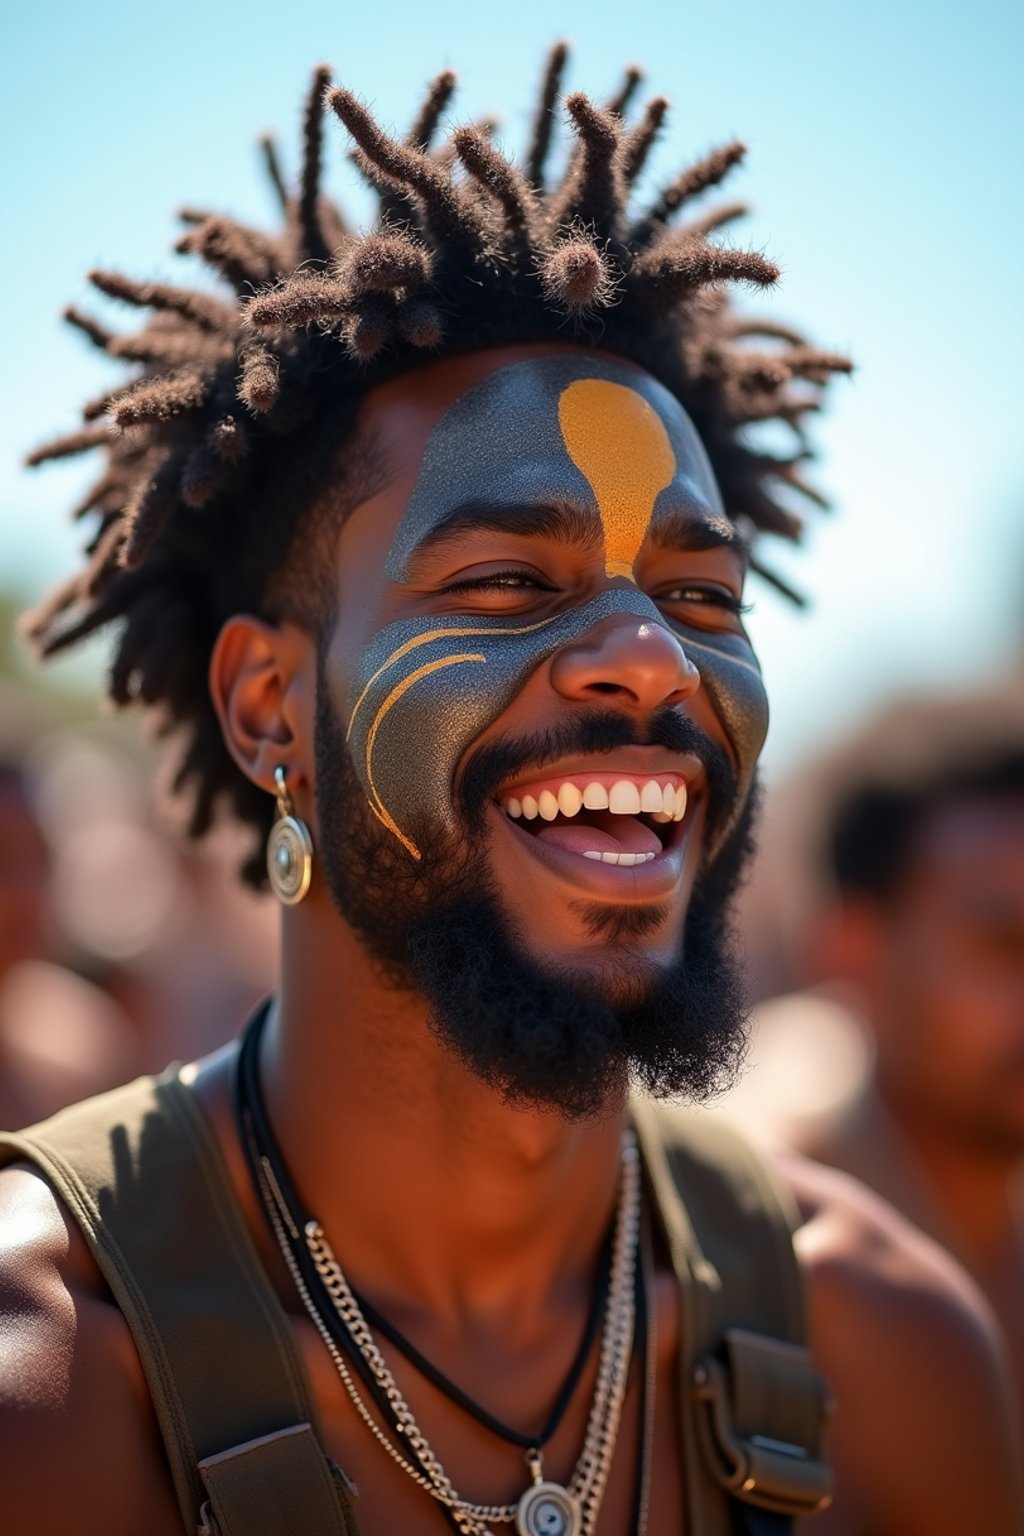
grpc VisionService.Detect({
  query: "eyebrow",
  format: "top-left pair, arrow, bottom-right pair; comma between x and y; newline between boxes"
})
408,497 -> 748,566
647,509 -> 750,563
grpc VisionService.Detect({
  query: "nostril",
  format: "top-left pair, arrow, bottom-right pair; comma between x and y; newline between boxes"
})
588,682 -> 623,695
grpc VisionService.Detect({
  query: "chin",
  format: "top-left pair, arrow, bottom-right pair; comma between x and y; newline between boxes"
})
597,965 -> 666,1011
497,881 -> 690,1005
538,936 -> 678,1008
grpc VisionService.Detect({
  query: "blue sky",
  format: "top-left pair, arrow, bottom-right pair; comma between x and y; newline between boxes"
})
3,0 -> 1022,773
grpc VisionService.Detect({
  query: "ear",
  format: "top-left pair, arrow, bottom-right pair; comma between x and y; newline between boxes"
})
209,615 -> 317,802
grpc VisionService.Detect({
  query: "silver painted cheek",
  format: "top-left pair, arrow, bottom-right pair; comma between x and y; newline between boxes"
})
345,591 -> 664,858
676,629 -> 769,856
344,594 -> 766,864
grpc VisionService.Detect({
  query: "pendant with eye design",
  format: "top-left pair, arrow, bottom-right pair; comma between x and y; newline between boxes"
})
516,1465 -> 581,1536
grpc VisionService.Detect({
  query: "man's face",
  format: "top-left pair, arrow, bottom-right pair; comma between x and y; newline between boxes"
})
864,796 -> 1024,1155
312,345 -> 766,1114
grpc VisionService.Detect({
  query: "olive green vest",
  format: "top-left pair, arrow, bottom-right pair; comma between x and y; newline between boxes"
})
0,1070 -> 832,1535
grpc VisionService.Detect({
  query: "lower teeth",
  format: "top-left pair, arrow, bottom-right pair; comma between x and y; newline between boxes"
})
582,851 -> 656,865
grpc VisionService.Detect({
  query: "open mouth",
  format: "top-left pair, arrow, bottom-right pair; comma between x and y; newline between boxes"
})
496,770 -> 691,868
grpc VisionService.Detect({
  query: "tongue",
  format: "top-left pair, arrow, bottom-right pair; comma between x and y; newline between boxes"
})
533,811 -> 662,859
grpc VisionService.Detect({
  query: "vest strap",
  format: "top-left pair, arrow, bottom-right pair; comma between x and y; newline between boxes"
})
1,1073 -> 834,1534
631,1101 -> 834,1530
692,1329 -> 834,1516
197,1424 -> 356,1536
0,1071 -> 357,1535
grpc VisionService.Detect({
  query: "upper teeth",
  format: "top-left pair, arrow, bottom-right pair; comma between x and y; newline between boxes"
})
504,779 -> 688,823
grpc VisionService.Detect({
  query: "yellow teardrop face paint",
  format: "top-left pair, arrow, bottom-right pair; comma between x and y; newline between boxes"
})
557,378 -> 676,581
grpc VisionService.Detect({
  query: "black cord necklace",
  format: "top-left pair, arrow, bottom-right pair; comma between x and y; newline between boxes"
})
234,1001 -> 652,1533
354,1233 -> 612,1452
237,1003 -> 612,1451
236,1007 -> 413,1424
628,1211 -> 655,1536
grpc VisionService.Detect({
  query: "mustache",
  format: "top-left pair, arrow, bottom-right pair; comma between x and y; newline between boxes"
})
459,709 -> 737,840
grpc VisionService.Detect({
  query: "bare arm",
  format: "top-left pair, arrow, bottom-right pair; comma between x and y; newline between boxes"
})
0,1164 -> 183,1536
783,1154 -> 1023,1536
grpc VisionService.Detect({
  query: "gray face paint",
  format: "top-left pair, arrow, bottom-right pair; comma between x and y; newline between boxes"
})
345,355 -> 768,861
345,588 -> 767,861
385,355 -> 722,583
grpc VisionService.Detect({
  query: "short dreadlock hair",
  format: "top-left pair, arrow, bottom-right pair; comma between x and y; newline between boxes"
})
24,47 -> 850,886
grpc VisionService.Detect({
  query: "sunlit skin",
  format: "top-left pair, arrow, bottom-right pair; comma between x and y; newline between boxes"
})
809,795 -> 1024,1441
0,346 -> 1021,1536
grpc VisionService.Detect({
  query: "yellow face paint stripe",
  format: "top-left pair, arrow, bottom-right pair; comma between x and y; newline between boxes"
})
558,379 -> 676,583
364,652 -> 486,860
346,615 -> 561,743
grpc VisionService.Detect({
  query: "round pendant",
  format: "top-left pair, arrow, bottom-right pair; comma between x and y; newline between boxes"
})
266,815 -> 313,905
515,1481 -> 581,1536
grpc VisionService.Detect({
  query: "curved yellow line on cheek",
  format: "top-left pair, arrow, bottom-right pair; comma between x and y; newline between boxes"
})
558,380 -> 676,581
364,653 -> 485,860
346,615 -> 560,744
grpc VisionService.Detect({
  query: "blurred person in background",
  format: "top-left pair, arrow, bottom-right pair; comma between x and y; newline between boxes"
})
0,742 -> 138,1127
791,694 -> 1024,1434
0,760 -> 49,983
1,48 -> 1019,1536
0,711 -> 278,1128
27,729 -> 280,1071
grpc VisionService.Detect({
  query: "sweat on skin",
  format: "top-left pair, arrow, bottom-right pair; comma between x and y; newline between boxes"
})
342,355 -> 769,863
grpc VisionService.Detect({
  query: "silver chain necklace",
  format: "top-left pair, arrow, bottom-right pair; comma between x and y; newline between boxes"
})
257,1133 -> 641,1536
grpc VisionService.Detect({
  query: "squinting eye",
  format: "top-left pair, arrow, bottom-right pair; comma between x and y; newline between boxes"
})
659,585 -> 750,615
444,569 -> 554,594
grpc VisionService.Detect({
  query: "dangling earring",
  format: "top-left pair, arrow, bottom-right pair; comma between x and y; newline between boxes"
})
266,765 -> 313,906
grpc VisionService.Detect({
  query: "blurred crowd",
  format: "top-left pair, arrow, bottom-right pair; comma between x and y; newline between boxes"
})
721,672 -> 1024,1434
0,672 -> 278,1131
2,644 -> 1023,1431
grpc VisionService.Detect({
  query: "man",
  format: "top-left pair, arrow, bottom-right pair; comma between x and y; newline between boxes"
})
0,749 -> 138,1128
0,51 -> 1019,1536
795,696 -> 1024,1442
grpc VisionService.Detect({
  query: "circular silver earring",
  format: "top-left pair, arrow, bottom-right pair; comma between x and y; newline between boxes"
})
266,765 -> 313,906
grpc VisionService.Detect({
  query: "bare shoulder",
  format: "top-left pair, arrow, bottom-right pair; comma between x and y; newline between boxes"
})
0,1161 -> 182,1535
778,1152 -> 1023,1536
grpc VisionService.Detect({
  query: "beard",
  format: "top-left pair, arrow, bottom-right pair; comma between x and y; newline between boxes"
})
314,673 -> 756,1121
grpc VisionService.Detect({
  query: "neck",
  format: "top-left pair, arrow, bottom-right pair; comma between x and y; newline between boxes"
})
260,895 -> 625,1328
877,1080 -> 1023,1266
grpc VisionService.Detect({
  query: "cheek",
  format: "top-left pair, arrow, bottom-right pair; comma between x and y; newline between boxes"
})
698,653 -> 769,774
348,638 -> 529,857
339,596 -> 767,865
929,970 -> 1024,1063
881,935 -> 1004,1074
673,630 -> 768,849
340,592 -> 687,861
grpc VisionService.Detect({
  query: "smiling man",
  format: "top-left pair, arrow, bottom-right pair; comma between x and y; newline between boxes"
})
1,50 -> 1020,1536
313,347 -> 760,1118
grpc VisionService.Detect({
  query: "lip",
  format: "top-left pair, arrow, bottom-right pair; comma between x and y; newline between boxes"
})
489,785 -> 705,903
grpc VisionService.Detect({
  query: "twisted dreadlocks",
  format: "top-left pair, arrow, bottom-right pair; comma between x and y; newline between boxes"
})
24,47 -> 850,885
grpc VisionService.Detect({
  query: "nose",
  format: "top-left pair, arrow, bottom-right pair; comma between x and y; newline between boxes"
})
549,615 -> 700,714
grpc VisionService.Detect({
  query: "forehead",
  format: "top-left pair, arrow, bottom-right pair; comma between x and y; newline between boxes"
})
357,350 -> 727,578
899,797 -> 1024,919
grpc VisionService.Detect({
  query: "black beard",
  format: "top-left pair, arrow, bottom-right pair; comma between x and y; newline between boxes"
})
314,672 -> 757,1121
